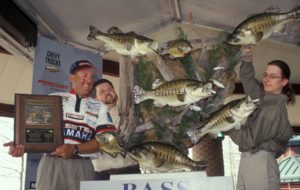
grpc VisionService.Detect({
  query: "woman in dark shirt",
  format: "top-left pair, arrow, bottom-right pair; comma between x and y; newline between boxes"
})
229,46 -> 295,190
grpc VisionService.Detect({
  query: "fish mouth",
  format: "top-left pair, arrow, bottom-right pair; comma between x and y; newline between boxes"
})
226,34 -> 241,45
227,39 -> 240,45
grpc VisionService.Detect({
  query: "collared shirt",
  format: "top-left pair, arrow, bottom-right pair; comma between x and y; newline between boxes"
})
50,91 -> 116,158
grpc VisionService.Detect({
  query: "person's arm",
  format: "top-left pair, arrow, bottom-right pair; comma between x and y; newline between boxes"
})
228,106 -> 282,151
239,46 -> 264,100
3,142 -> 25,157
51,139 -> 99,158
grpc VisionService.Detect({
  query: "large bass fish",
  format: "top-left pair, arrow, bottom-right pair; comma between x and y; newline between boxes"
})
186,96 -> 259,144
87,25 -> 158,56
128,142 -> 207,173
95,132 -> 126,158
227,5 -> 300,45
133,79 -> 222,111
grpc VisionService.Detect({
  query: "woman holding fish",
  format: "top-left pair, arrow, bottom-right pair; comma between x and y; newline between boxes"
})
228,45 -> 295,190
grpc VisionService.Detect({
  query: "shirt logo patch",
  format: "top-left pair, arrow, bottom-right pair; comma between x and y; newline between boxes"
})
66,113 -> 84,120
86,111 -> 98,118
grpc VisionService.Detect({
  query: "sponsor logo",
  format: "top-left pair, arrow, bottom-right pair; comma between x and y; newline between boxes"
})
45,50 -> 61,66
64,128 -> 92,142
86,101 -> 101,111
122,181 -> 189,190
66,113 -> 84,120
65,123 -> 93,133
37,79 -> 68,90
45,64 -> 60,72
86,118 -> 97,127
86,111 -> 98,118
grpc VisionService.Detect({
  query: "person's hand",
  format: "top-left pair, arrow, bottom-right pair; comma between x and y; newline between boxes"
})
3,141 -> 25,157
240,45 -> 253,62
51,144 -> 75,159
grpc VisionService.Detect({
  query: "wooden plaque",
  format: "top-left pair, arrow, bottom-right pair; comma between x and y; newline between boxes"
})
14,94 -> 63,153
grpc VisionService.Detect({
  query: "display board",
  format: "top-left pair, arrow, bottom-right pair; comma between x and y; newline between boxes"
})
81,172 -> 234,190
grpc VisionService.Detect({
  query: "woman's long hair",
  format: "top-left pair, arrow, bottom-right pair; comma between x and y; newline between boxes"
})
268,60 -> 295,105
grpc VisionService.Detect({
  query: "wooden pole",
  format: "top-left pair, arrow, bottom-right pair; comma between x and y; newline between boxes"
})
118,56 -> 136,143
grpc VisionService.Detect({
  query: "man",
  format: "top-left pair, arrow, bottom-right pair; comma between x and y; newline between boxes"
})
91,79 -> 140,180
3,60 -> 117,190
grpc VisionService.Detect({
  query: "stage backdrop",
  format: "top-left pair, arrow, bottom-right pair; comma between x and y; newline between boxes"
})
24,36 -> 102,190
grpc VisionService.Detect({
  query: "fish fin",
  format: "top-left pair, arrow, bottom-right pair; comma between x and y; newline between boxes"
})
126,31 -> 138,35
235,123 -> 241,130
246,13 -> 261,18
193,160 -> 208,171
226,116 -> 235,123
213,66 -> 224,71
177,47 -> 185,53
107,152 -> 118,158
166,39 -> 178,47
177,94 -> 186,102
264,6 -> 281,13
104,43 -> 114,51
254,32 -> 264,42
169,54 -> 176,59
207,133 -> 218,139
189,105 -> 201,111
186,128 -> 201,144
212,79 -> 225,88
126,41 -> 133,51
153,157 -> 164,168
291,5 -> 300,20
107,26 -> 123,34
120,151 -> 127,159
153,100 -> 165,107
152,78 -> 164,89
273,24 -> 286,34
133,85 -> 145,104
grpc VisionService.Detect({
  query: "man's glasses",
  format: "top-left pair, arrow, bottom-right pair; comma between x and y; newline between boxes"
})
262,73 -> 283,80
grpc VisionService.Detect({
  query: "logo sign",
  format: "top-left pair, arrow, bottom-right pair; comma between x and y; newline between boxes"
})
80,172 -> 234,190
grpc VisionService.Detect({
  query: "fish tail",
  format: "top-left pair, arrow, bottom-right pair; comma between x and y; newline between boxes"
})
120,150 -> 127,159
133,85 -> 146,104
87,25 -> 102,41
290,5 -> 300,20
193,160 -> 208,171
186,128 -> 201,145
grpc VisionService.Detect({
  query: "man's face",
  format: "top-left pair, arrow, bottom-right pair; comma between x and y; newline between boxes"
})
95,82 -> 117,105
69,67 -> 94,97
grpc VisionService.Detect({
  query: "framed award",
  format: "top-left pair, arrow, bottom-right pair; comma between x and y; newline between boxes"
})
14,94 -> 63,152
